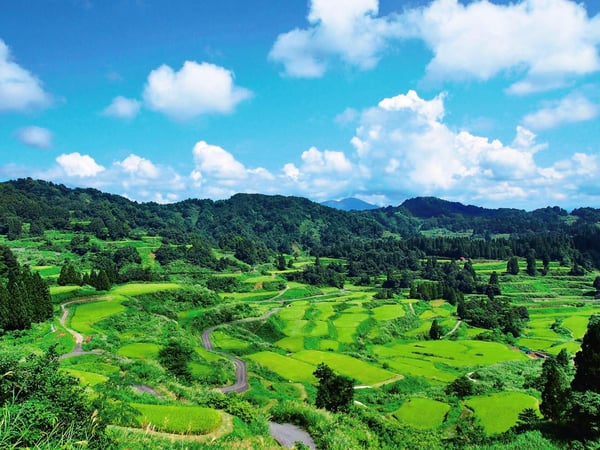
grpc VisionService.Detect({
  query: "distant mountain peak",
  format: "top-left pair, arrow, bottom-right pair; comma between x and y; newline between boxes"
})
321,198 -> 379,211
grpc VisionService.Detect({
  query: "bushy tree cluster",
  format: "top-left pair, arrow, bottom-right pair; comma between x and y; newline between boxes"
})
0,246 -> 52,332
285,257 -> 345,288
457,295 -> 528,337
314,363 -> 354,413
0,347 -> 112,448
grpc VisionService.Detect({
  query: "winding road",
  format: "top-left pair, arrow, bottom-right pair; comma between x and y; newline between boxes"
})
59,297 -> 105,359
200,307 -> 282,393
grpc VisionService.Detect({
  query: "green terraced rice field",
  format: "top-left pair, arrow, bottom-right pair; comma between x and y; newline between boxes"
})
374,340 -> 528,368
276,336 -> 305,352
394,397 -> 450,429
562,316 -> 590,339
314,302 -> 336,320
249,351 -> 317,383
384,357 -> 456,382
318,339 -> 340,351
283,319 -> 309,337
70,296 -> 126,334
61,368 -> 108,386
292,350 -> 396,385
465,392 -> 540,435
278,303 -> 308,321
211,330 -> 250,350
110,283 -> 179,296
133,403 -> 222,434
117,342 -> 161,360
372,304 -> 405,321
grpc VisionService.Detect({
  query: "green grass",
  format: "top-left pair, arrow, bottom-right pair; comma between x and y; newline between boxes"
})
465,392 -> 540,435
249,351 -> 317,383
132,403 -> 222,434
117,343 -> 161,360
70,296 -> 126,334
292,350 -> 396,385
394,398 -> 450,429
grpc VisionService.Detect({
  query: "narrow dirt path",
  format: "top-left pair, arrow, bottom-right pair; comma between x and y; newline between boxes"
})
59,297 -> 107,359
444,319 -> 462,337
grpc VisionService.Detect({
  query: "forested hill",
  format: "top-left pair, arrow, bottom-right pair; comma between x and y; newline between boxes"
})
1,178 -> 599,261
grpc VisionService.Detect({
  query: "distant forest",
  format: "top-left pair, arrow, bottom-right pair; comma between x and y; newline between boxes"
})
1,178 -> 599,271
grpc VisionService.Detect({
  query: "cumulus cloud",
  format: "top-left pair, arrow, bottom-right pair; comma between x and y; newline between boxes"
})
337,89 -> 599,207
0,39 -> 51,111
56,152 -> 105,177
190,140 -> 274,198
116,154 -> 159,179
269,0 -> 600,91
523,92 -> 599,130
280,146 -> 359,200
17,126 -> 53,148
103,96 -> 141,119
408,0 -> 600,87
269,0 -> 395,77
143,61 -> 252,119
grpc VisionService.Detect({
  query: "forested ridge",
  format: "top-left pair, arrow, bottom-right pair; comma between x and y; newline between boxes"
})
2,178 -> 599,268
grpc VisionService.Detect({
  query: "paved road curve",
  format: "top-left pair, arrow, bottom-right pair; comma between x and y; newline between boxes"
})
269,422 -> 317,449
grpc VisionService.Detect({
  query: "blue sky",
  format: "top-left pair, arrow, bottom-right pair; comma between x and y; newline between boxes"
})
1,0 -> 599,209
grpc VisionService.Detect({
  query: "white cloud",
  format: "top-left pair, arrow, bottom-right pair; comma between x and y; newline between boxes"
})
408,0 -> 600,87
523,92 -> 599,130
116,154 -> 159,179
192,141 -> 247,181
56,152 -> 105,177
17,126 -> 53,148
335,107 -> 359,125
278,146 -> 359,200
103,96 -> 141,119
269,0 -> 395,77
0,39 -> 51,111
269,0 -> 600,91
338,89 -> 600,207
143,61 -> 252,119
190,140 -> 274,198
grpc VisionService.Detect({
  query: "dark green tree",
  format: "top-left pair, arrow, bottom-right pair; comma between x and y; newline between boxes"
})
158,341 -> 194,382
526,252 -> 537,276
429,319 -> 443,340
539,356 -> 570,422
445,375 -> 474,398
507,256 -> 519,275
94,270 -> 112,291
593,276 -> 600,292
572,316 -> 600,393
276,254 -> 287,271
313,363 -> 354,413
